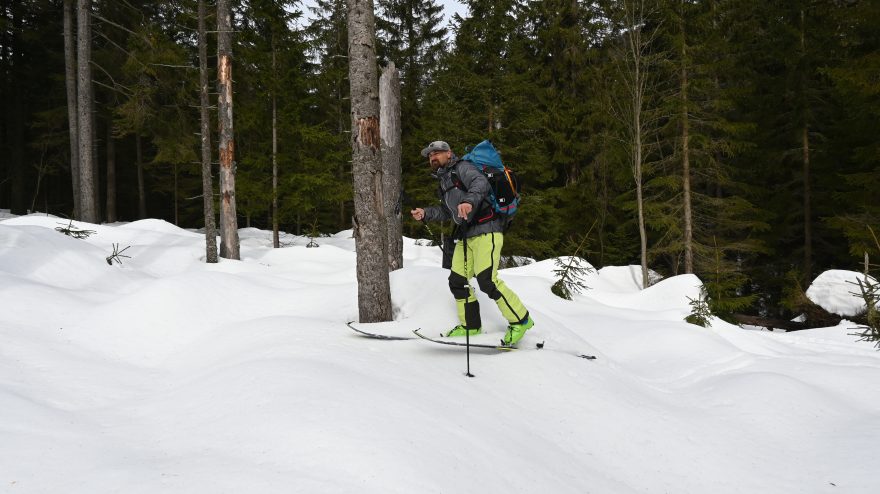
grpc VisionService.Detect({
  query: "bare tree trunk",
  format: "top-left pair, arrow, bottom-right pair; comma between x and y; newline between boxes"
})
272,41 -> 280,249
380,62 -> 402,271
338,83 -> 347,230
800,9 -> 812,283
173,163 -> 179,225
106,123 -> 116,222
63,0 -> 81,219
135,133 -> 146,218
347,0 -> 392,323
634,106 -> 648,289
802,123 -> 812,281
77,0 -> 97,223
680,2 -> 693,274
0,0 -> 7,210
217,0 -> 240,260
613,0 -> 656,289
199,0 -> 218,263
91,76 -> 101,221
5,0 -> 25,215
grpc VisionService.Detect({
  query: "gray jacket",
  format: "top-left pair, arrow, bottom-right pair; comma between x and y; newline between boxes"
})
422,156 -> 505,239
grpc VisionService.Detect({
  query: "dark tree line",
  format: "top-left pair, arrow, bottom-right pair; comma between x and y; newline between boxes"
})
0,0 -> 877,318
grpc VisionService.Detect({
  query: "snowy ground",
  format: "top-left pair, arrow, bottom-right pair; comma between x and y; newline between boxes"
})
1,213 -> 879,493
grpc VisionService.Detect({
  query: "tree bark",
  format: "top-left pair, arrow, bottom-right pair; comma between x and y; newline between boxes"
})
800,10 -> 812,283
76,0 -> 97,223
217,0 -> 240,260
63,0 -> 81,219
380,62 -> 403,272
272,40 -> 280,249
616,0 -> 654,289
347,0 -> 392,323
7,0 -> 25,214
731,314 -> 808,332
680,1 -> 693,274
135,133 -> 146,218
199,0 -> 218,263
106,123 -> 116,222
173,163 -> 179,225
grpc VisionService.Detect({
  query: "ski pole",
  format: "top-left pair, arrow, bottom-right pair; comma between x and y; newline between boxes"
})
420,219 -> 446,254
463,233 -> 474,378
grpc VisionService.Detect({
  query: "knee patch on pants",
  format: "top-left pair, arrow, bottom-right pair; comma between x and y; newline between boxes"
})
476,268 -> 501,300
448,271 -> 470,300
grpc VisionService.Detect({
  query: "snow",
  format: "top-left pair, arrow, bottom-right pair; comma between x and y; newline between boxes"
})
1,213 -> 879,493
806,269 -> 878,317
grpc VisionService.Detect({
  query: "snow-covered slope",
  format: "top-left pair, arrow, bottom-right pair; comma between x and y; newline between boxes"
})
1,214 -> 878,493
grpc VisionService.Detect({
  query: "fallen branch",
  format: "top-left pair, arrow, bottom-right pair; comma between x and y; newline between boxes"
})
55,220 -> 96,239
731,314 -> 810,331
106,243 -> 132,266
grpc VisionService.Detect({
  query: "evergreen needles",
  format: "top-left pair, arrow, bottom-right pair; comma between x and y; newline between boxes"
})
105,244 -> 131,266
848,277 -> 880,349
552,221 -> 597,300
55,220 -> 96,239
685,287 -> 713,328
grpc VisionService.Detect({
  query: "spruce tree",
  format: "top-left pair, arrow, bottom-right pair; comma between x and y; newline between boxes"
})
305,0 -> 355,231
645,0 -> 769,316
375,0 -> 447,137
822,0 -> 880,261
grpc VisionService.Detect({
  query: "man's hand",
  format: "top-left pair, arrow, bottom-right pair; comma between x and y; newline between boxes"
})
411,208 -> 425,221
457,202 -> 472,220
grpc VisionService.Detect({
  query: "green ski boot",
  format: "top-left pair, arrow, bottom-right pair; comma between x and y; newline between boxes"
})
444,325 -> 481,338
502,316 -> 534,347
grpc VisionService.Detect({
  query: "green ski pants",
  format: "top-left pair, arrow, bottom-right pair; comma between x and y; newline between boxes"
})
448,232 -> 528,329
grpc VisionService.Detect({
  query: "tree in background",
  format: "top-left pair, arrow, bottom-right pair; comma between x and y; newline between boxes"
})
76,0 -> 97,222
306,0 -> 353,231
375,0 -> 446,142
604,0 -> 664,288
63,0 -> 81,219
198,0 -> 218,262
822,0 -> 880,264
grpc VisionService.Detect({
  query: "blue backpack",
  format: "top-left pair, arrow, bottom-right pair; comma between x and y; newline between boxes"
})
459,140 -> 521,220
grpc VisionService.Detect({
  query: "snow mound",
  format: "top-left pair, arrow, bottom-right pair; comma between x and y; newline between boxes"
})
806,269 -> 877,317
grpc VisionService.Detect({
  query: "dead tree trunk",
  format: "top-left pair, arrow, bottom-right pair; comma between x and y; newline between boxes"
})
63,0 -> 81,219
217,0 -> 240,260
347,0 -> 392,323
76,0 -> 97,223
380,62 -> 403,272
199,0 -> 218,263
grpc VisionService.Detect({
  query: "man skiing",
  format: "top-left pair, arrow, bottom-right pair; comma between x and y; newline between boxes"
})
410,140 -> 534,346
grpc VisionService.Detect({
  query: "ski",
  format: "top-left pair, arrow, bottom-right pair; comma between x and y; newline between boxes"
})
412,329 -> 519,351
346,321 -> 416,341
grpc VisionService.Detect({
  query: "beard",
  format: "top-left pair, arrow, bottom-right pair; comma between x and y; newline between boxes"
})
430,159 -> 443,171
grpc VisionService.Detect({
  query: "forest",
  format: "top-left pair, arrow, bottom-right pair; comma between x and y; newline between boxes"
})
0,0 -> 878,320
